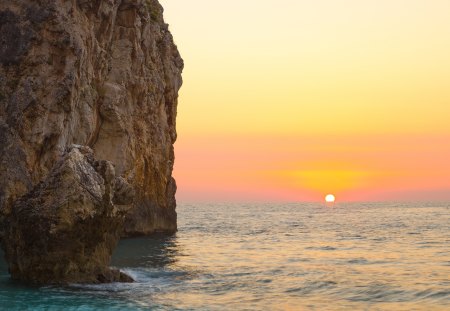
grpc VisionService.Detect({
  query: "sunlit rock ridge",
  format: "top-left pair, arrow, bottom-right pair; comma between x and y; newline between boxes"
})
0,0 -> 183,284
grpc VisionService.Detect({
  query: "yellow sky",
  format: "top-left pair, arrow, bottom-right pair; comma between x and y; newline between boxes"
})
160,0 -> 450,202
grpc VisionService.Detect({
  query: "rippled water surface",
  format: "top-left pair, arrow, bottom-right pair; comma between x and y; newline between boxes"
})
1,202 -> 449,310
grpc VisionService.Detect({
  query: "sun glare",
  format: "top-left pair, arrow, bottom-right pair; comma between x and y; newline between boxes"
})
325,194 -> 336,203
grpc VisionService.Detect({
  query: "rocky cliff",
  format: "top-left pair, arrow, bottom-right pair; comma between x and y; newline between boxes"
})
0,0 -> 183,284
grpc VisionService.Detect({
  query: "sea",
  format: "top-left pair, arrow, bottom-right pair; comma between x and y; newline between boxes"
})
1,202 -> 449,310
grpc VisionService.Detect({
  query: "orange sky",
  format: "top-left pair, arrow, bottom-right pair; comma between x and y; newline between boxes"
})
160,0 -> 450,202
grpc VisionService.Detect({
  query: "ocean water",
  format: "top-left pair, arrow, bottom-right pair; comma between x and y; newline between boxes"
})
1,202 -> 449,310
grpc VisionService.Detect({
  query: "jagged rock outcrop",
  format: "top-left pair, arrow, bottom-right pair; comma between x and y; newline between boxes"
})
3,146 -> 134,284
0,0 -> 182,284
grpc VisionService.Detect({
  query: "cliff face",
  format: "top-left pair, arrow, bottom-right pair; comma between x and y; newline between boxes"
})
0,0 -> 182,283
0,0 -> 183,237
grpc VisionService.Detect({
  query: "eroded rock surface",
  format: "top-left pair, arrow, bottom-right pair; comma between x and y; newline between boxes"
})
0,0 -> 182,284
0,0 -> 182,235
3,146 -> 134,284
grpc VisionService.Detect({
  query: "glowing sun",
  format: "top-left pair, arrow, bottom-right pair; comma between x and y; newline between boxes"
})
325,194 -> 336,203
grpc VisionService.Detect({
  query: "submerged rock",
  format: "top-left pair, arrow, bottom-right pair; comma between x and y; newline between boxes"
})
0,0 -> 182,284
3,146 -> 134,284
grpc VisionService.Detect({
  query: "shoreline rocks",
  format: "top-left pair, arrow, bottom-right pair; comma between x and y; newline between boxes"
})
2,146 -> 134,284
0,0 -> 183,284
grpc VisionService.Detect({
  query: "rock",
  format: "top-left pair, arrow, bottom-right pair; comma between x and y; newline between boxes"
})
0,0 -> 182,237
97,269 -> 134,283
2,146 -> 134,284
0,0 -> 182,284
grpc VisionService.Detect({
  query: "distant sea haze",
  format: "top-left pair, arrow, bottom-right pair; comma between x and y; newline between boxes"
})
1,202 -> 449,310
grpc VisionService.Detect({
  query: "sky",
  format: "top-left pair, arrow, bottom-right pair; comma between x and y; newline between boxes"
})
160,0 -> 450,202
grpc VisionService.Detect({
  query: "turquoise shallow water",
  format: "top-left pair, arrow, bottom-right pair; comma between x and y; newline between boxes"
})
1,202 -> 449,310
